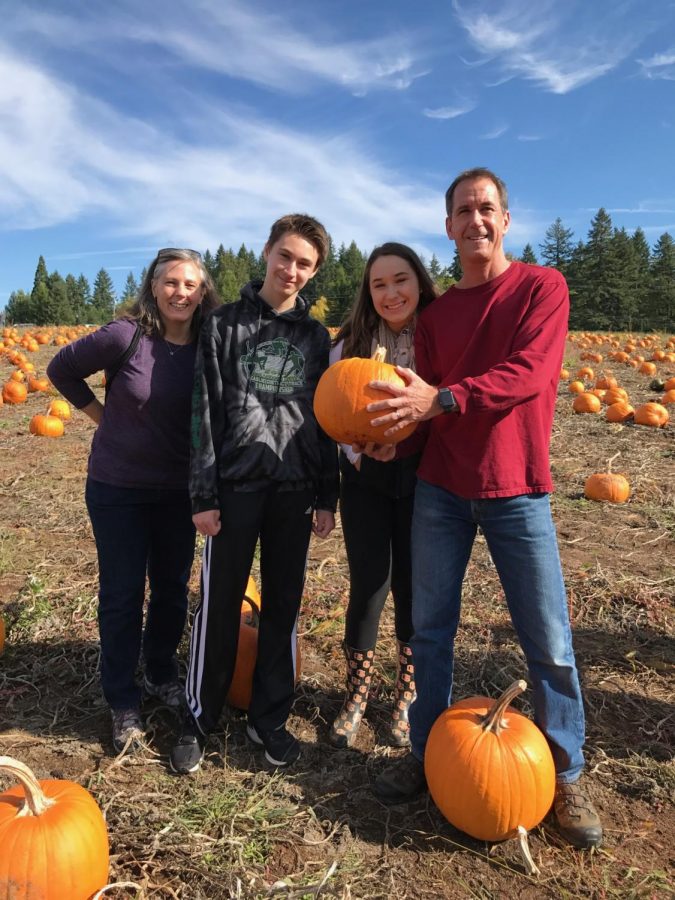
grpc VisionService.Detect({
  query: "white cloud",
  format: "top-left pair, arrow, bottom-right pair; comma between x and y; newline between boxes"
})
517,134 -> 544,141
453,0 -> 637,94
5,1 -> 426,96
481,124 -> 509,139
423,102 -> 476,119
638,48 -> 675,80
0,46 -> 444,256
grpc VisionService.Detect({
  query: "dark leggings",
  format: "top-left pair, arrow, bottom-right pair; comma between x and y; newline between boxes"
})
339,479 -> 414,648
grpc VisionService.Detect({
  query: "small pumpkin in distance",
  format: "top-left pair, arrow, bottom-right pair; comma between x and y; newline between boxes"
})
314,346 -> 416,445
584,473 -> 631,503
664,377 -> 675,392
0,756 -> 109,900
576,366 -> 594,381
424,681 -> 555,843
602,387 -> 628,406
639,361 -> 657,376
572,392 -> 602,414
634,402 -> 669,428
605,401 -> 634,423
48,399 -> 72,420
2,381 -> 28,404
568,380 -> 585,394
29,414 -> 65,438
660,389 -> 675,406
27,375 -> 50,393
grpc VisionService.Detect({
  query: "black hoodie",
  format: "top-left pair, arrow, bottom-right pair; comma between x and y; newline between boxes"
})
189,281 -> 338,513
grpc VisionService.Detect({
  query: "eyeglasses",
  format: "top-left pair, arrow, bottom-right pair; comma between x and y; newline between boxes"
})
156,248 -> 203,261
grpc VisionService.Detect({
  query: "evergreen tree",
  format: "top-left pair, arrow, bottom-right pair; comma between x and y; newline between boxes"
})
607,228 -> 640,329
449,247 -> 463,281
647,233 -> 675,330
91,268 -> 117,323
31,281 -> 51,326
520,243 -> 538,265
5,290 -> 35,323
566,240 -> 590,329
121,272 -> 139,304
32,256 -> 49,297
65,275 -> 88,324
630,227 -> 651,326
203,249 -> 216,278
539,218 -> 574,272
428,254 -> 442,281
577,208 -> 615,328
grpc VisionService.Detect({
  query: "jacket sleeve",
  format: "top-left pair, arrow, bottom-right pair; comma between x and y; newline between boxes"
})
189,316 -> 225,513
315,328 -> 339,511
441,272 -> 569,415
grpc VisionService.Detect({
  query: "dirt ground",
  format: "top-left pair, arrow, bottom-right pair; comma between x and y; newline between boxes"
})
0,335 -> 673,899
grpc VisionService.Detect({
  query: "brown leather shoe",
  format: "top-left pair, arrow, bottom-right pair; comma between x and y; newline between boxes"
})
553,781 -> 603,849
373,752 -> 427,804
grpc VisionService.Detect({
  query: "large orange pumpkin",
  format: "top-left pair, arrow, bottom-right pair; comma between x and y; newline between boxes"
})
572,392 -> 602,414
29,415 -> 65,438
634,402 -> 669,428
313,346 -> 417,445
584,473 -> 631,503
2,381 -> 28,404
605,401 -> 634,423
226,580 -> 301,710
0,756 -> 109,900
425,681 -> 555,843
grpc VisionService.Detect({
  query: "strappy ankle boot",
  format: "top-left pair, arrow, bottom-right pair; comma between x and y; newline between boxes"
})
330,645 -> 375,749
390,641 -> 416,747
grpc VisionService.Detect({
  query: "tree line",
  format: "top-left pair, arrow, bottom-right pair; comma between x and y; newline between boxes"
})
4,209 -> 674,330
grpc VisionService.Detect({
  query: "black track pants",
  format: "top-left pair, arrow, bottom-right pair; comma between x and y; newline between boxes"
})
186,487 -> 314,733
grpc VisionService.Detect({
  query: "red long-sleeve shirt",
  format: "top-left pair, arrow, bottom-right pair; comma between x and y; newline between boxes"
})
415,261 -> 569,498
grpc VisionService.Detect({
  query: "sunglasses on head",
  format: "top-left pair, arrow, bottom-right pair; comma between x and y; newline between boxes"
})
156,248 -> 203,261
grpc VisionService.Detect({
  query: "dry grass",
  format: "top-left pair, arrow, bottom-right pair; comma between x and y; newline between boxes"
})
0,335 -> 674,898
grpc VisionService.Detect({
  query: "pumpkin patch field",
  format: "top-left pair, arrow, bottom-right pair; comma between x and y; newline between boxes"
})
0,329 -> 673,899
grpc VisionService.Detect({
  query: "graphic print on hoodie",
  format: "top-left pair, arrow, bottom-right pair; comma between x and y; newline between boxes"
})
189,280 -> 338,515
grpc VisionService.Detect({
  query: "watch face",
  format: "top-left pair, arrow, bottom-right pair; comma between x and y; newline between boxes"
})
439,388 -> 456,412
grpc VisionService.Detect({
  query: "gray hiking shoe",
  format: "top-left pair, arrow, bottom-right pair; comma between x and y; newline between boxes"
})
111,708 -> 144,753
144,676 -> 184,709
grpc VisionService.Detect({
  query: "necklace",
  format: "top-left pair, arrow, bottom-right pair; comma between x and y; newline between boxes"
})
164,338 -> 190,357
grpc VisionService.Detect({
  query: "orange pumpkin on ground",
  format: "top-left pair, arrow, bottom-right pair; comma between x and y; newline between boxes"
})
2,381 -> 28,404
424,680 -> 555,843
576,367 -> 594,381
27,375 -> 50,393
29,415 -> 65,438
572,392 -> 602,414
568,380 -> 585,394
605,401 -> 634,423
226,578 -> 301,710
584,473 -> 631,503
48,399 -> 72,420
639,361 -> 657,376
314,346 -> 416,445
0,756 -> 109,900
664,377 -> 675,392
595,374 -> 617,390
602,387 -> 628,406
660,390 -> 675,406
634,402 -> 669,428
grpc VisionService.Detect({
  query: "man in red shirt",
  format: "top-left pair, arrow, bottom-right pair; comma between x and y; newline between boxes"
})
365,168 -> 602,849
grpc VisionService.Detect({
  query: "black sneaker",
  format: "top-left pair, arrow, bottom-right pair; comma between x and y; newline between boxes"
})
169,716 -> 206,774
373,752 -> 427,803
246,723 -> 300,767
111,707 -> 144,754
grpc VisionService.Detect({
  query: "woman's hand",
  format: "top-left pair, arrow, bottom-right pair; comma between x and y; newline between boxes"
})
352,441 -> 396,462
313,509 -> 335,538
193,509 -> 221,536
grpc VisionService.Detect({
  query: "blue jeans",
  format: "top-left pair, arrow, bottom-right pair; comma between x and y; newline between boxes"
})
86,478 -> 196,710
409,479 -> 585,783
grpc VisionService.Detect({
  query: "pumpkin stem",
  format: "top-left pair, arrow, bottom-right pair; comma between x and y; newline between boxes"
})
517,826 -> 540,876
0,756 -> 57,816
372,345 -> 388,363
606,451 -> 620,474
241,595 -> 260,627
481,680 -> 527,736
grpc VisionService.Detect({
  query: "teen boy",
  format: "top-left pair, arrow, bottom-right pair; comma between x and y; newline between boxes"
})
170,214 -> 338,774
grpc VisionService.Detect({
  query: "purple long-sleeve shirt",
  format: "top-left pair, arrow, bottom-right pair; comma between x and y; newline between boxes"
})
47,318 -> 196,490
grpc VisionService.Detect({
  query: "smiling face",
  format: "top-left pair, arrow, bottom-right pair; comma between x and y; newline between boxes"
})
261,233 -> 319,309
446,177 -> 511,281
152,260 -> 204,332
369,255 -> 421,333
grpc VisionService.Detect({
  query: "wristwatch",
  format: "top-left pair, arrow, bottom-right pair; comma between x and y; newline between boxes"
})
437,387 -> 458,413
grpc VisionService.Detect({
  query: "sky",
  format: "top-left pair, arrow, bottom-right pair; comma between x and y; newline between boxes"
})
1,0 -> 674,307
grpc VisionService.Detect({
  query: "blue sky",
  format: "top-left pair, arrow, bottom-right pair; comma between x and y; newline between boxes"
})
1,0 -> 674,307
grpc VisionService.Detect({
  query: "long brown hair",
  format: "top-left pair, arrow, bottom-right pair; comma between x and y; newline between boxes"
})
128,249 -> 221,340
334,242 -> 438,358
